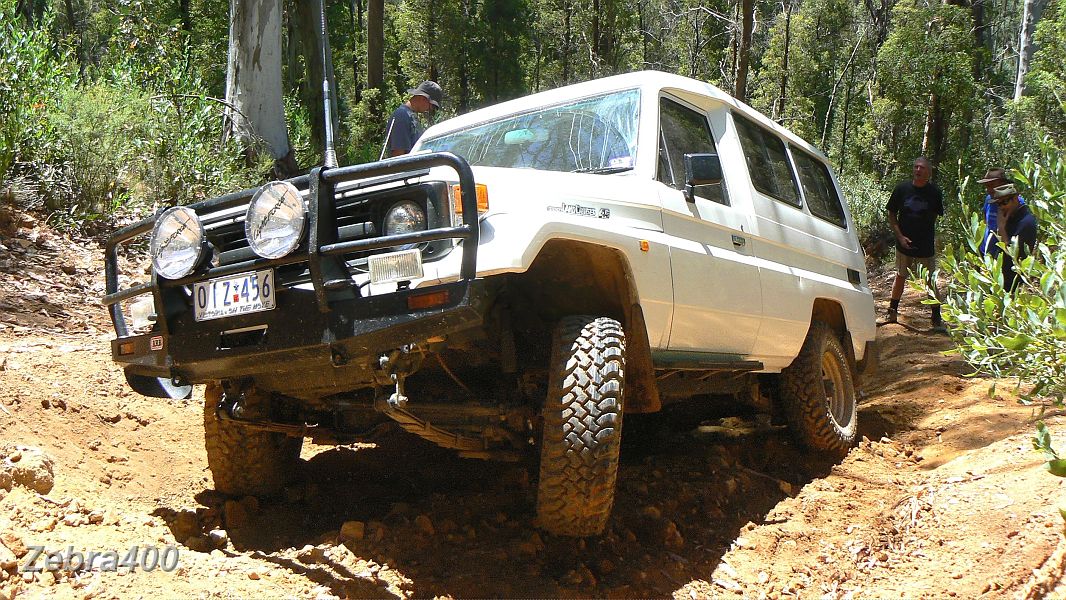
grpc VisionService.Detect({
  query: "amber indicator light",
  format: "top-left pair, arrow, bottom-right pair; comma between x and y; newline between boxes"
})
451,184 -> 490,214
639,240 -> 650,252
408,290 -> 450,310
118,342 -> 136,356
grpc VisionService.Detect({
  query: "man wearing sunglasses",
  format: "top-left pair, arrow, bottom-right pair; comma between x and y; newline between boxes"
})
976,167 -> 1026,255
989,183 -> 1038,292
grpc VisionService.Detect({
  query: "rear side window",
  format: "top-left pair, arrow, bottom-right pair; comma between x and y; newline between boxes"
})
733,114 -> 801,206
658,97 -> 727,205
791,149 -> 847,227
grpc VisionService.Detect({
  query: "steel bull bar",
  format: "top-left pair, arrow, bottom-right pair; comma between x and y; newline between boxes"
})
101,152 -> 482,398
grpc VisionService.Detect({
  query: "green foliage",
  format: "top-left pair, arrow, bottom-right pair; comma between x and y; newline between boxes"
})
342,87 -> 399,164
751,0 -> 870,146
1033,422 -> 1066,483
41,84 -> 152,216
1024,0 -> 1066,146
863,0 -> 976,183
838,170 -> 890,250
0,2 -> 74,184
924,140 -> 1066,402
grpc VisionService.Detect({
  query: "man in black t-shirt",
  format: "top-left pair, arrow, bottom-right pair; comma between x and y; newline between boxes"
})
885,157 -> 945,331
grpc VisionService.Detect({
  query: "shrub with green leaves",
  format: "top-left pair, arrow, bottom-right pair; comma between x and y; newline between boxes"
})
922,139 -> 1066,402
0,2 -> 74,185
838,170 -> 891,253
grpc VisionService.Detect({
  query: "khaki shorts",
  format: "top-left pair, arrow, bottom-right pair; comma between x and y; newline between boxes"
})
895,251 -> 935,277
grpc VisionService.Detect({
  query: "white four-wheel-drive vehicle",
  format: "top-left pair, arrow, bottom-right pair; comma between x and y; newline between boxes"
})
104,70 -> 877,536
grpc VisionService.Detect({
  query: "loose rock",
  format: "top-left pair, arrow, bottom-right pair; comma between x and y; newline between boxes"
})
339,521 -> 365,541
414,515 -> 435,536
207,529 -> 228,549
0,543 -> 16,571
1,445 -> 55,494
171,510 -> 200,542
0,534 -> 26,558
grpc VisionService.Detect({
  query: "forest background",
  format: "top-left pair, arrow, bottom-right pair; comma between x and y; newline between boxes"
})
0,0 -> 1064,400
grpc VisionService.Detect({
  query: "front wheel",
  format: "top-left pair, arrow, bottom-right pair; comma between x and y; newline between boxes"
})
535,315 -> 625,537
203,383 -> 303,497
779,322 -> 858,458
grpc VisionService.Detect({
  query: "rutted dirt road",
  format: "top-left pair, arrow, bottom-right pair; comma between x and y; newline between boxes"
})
1,207 -> 1065,599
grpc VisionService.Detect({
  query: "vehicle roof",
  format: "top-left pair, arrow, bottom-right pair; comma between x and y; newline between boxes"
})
417,70 -> 830,164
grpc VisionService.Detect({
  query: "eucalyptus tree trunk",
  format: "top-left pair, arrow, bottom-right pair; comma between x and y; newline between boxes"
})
179,0 -> 192,34
735,0 -> 754,102
367,0 -> 384,90
63,0 -> 85,80
223,0 -> 296,175
1014,0 -> 1048,101
774,0 -> 794,121
350,0 -> 363,103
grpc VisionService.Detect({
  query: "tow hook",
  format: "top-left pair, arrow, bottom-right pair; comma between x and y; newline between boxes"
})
388,373 -> 408,409
215,389 -> 240,420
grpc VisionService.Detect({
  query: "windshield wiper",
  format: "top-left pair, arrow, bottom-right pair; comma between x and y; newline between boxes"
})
571,165 -> 634,174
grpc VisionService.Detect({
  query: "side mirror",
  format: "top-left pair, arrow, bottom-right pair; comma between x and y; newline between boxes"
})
684,153 -> 723,202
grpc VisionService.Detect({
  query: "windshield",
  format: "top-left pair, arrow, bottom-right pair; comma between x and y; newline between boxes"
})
420,89 -> 640,173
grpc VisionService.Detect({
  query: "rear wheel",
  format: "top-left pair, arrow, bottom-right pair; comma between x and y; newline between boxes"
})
535,316 -> 625,537
779,322 -> 857,458
203,383 -> 303,497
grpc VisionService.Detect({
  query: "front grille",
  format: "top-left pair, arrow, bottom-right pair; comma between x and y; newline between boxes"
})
205,181 -> 450,271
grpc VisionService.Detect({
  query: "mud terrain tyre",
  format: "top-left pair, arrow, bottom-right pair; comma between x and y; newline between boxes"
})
535,315 -> 625,537
203,383 -> 303,497
780,322 -> 858,458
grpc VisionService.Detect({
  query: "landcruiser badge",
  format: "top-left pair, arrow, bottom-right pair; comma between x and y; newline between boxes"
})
548,203 -> 610,219
149,336 -> 163,351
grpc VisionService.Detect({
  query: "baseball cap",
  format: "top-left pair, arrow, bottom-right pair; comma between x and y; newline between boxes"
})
977,167 -> 1007,184
407,81 -> 443,108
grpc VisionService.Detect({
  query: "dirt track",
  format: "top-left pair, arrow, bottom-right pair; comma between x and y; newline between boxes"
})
2,210 -> 1065,599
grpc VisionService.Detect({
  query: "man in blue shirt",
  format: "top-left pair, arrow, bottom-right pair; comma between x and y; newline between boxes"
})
976,167 -> 1025,255
989,183 -> 1038,292
383,81 -> 444,157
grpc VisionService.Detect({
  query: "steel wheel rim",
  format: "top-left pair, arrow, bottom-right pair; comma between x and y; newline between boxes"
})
821,350 -> 852,426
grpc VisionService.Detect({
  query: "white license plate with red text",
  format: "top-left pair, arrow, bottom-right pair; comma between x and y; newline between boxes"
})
193,270 -> 275,321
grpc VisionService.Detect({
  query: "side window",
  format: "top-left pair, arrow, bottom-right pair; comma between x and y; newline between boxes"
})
791,149 -> 847,227
657,97 -> 727,205
733,114 -> 801,206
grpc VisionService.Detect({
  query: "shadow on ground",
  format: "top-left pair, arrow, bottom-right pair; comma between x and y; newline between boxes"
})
170,412 -> 840,597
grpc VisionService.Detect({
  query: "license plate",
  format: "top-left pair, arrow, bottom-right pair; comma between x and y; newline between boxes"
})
193,270 -> 275,322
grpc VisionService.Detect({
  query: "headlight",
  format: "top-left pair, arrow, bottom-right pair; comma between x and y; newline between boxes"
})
245,181 -> 306,259
383,201 -> 427,250
150,206 -> 205,279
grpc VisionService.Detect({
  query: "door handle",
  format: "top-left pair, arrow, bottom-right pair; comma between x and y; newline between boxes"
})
732,235 -> 746,247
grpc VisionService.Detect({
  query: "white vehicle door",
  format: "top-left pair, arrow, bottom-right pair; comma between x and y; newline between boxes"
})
656,96 -> 762,355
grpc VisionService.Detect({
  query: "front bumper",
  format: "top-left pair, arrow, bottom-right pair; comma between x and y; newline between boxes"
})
102,153 -> 483,397
114,279 -> 486,383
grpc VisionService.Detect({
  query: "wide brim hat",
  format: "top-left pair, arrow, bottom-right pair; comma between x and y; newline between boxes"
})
977,168 -> 1007,184
407,81 -> 443,108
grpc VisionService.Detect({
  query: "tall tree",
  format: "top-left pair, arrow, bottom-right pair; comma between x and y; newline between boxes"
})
223,0 -> 296,175
1015,0 -> 1049,100
367,0 -> 383,90
734,0 -> 754,101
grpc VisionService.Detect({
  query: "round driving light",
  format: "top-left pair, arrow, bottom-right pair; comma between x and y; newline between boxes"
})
150,206 -> 205,280
245,181 -> 307,259
383,201 -> 427,247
